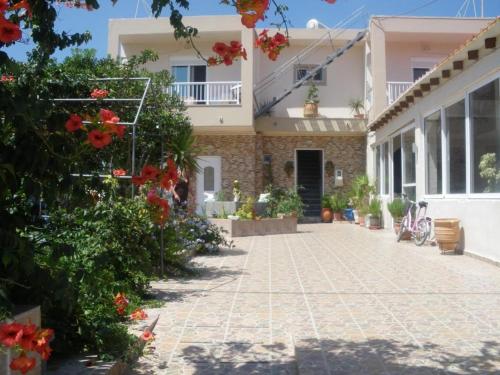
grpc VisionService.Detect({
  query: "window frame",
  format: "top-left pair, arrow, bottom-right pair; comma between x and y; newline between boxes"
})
421,72 -> 500,200
293,64 -> 327,86
423,109 -> 444,197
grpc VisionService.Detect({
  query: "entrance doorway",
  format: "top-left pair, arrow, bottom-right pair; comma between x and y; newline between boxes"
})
296,150 -> 323,217
196,156 -> 221,214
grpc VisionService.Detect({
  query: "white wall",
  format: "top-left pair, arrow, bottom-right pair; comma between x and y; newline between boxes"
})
256,44 -> 365,119
369,48 -> 500,263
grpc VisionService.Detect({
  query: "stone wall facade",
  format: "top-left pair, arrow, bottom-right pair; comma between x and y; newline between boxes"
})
189,133 -> 366,209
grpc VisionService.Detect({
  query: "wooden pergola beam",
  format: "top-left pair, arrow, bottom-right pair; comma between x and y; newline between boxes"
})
414,90 -> 423,97
442,70 -> 451,78
485,37 -> 496,49
468,49 -> 479,60
421,83 -> 431,92
430,77 -> 440,86
453,60 -> 464,70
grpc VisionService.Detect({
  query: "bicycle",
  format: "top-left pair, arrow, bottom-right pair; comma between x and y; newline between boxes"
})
397,194 -> 432,246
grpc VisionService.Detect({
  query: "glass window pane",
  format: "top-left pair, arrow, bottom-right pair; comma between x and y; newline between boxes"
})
375,145 -> 381,194
403,186 -> 416,202
403,129 -> 416,184
204,167 -> 215,191
425,110 -> 442,194
172,66 -> 188,82
393,135 -> 402,195
446,100 -> 466,194
383,142 -> 389,194
470,79 -> 500,193
413,67 -> 429,81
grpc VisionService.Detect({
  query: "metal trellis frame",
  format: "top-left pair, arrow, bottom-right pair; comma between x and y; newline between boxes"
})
52,77 -> 151,179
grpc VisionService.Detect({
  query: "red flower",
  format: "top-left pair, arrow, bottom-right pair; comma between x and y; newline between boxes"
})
88,130 -> 112,149
132,175 -> 146,187
112,168 -> 126,177
114,292 -> 129,316
141,165 -> 160,181
0,0 -> 9,13
115,124 -> 126,138
140,330 -> 154,342
99,109 -> 119,124
9,353 -> 36,375
273,32 -> 287,46
0,322 -> 23,347
65,114 -> 83,132
18,323 -> 37,351
212,42 -> 228,56
130,308 -> 148,321
9,0 -> 32,17
324,0 -> 336,3
90,88 -> 109,99
0,17 -> 22,44
207,57 -> 218,66
34,328 -> 54,361
223,55 -> 233,66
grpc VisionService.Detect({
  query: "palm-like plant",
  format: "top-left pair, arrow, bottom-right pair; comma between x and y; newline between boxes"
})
167,126 -> 200,176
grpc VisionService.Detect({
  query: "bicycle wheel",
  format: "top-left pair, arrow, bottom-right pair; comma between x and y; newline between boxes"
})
414,218 -> 429,246
397,217 -> 408,242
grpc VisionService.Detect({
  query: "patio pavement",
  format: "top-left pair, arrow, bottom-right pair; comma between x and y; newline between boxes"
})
129,223 -> 500,374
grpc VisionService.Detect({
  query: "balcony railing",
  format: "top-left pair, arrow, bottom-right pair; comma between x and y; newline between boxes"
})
386,81 -> 413,105
167,81 -> 241,105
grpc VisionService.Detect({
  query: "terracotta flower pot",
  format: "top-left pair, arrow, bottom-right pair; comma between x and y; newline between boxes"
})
304,102 -> 318,118
394,221 -> 411,240
333,211 -> 343,221
358,215 -> 366,226
321,208 -> 333,223
434,218 -> 460,252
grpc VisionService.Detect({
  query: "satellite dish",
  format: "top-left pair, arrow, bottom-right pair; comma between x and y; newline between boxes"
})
306,19 -> 320,29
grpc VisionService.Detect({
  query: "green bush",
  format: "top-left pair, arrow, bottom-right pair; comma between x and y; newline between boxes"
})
321,195 -> 332,209
387,198 -> 406,220
330,193 -> 348,213
236,197 -> 256,220
27,196 -> 158,357
276,189 -> 304,218
368,198 -> 382,218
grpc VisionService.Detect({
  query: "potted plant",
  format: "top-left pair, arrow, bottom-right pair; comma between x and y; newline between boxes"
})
358,204 -> 369,227
276,189 -> 304,218
349,98 -> 365,119
387,198 -> 406,234
304,83 -> 319,118
367,198 -> 382,229
331,193 -> 348,221
350,175 -> 374,224
321,195 -> 333,223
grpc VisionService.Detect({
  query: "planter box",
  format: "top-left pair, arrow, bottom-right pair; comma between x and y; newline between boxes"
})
209,217 -> 297,237
1,306 -> 42,375
204,201 -> 267,218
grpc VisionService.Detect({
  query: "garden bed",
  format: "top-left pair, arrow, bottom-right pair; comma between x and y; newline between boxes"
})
209,217 -> 297,237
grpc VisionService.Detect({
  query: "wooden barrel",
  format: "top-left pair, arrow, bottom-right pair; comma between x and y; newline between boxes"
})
434,218 -> 460,251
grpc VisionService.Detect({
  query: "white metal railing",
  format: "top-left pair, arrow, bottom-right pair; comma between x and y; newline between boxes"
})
386,81 -> 413,105
167,81 -> 241,105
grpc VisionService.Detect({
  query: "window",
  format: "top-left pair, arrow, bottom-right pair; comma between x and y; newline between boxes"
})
402,128 -> 416,201
446,100 -> 466,194
413,67 -> 429,81
375,145 -> 381,194
383,142 -> 390,194
425,110 -> 442,195
294,64 -> 326,85
204,167 -> 215,191
171,65 -> 207,102
470,78 -> 500,193
393,135 -> 402,195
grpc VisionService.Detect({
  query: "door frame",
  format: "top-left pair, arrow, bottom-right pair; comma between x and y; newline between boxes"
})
196,156 -> 222,214
294,148 -> 324,196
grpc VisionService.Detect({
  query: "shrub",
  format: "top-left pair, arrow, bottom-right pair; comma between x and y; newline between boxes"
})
330,193 -> 348,213
276,189 -> 304,218
387,198 -> 406,220
368,198 -> 382,218
236,197 -> 256,220
22,196 -> 158,357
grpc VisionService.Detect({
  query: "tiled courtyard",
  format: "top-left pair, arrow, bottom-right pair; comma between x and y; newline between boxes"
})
130,224 -> 500,374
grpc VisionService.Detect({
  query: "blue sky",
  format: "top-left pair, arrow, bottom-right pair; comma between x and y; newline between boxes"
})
5,0 -> 500,61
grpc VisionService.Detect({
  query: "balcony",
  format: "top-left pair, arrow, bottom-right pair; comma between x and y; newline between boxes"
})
386,81 -> 413,105
167,81 -> 242,106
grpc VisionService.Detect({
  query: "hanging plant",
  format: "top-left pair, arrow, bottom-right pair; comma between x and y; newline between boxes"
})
284,161 -> 294,178
325,161 -> 335,177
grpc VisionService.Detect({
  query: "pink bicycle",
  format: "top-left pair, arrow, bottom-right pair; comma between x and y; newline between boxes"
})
397,194 -> 432,246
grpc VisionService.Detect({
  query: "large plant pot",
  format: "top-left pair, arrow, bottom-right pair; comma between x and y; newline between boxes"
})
304,102 -> 318,118
358,215 -> 366,227
353,209 -> 359,224
321,208 -> 333,223
394,221 -> 411,240
367,215 -> 381,229
1,306 -> 42,375
333,211 -> 343,221
434,218 -> 460,252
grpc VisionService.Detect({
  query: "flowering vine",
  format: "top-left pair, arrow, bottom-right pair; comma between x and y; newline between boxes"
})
255,29 -> 288,61
0,322 -> 54,374
0,0 -> 31,44
132,159 -> 179,226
